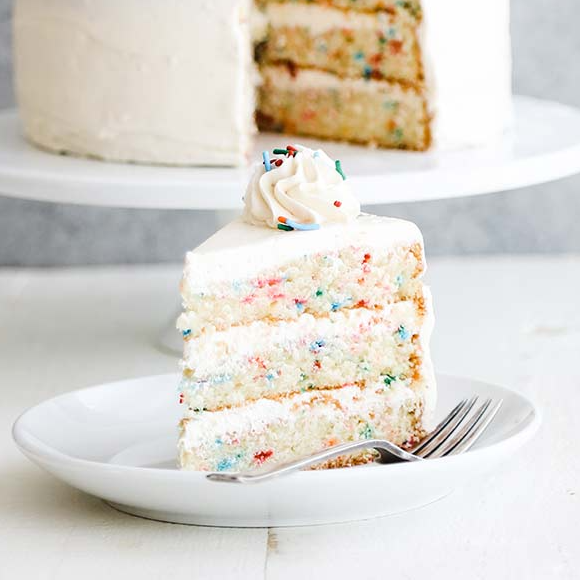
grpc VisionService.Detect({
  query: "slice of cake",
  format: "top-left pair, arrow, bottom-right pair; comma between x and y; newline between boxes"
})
177,145 -> 435,472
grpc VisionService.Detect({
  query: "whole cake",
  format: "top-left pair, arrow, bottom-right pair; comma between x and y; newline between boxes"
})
14,0 -> 512,166
177,145 -> 436,472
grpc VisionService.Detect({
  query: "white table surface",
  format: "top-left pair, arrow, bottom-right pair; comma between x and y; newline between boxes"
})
1,257 -> 579,579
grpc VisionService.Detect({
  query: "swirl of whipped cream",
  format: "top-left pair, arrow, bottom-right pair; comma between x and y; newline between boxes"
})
242,145 -> 360,229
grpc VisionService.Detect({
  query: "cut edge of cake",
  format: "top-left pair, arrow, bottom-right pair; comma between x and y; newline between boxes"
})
178,210 -> 435,471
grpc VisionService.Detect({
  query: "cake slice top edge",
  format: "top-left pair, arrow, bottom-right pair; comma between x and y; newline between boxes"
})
183,213 -> 423,289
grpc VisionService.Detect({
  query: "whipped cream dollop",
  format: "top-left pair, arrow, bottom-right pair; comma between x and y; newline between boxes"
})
242,145 -> 361,229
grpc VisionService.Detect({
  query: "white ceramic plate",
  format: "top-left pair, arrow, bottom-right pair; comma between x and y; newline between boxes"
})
2,97 -> 580,209
13,373 -> 539,527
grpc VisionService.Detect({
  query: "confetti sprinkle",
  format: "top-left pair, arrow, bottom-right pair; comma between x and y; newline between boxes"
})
254,449 -> 274,464
360,423 -> 374,439
398,325 -> 410,340
383,373 -> 397,386
262,151 -> 271,171
182,329 -> 191,337
334,200 -> 342,208
279,216 -> 320,231
309,339 -> 326,352
335,160 -> 346,180
217,457 -> 236,471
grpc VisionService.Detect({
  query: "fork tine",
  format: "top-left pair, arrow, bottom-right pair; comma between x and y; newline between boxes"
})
413,396 -> 478,458
411,398 -> 469,455
425,399 -> 492,459
438,399 -> 503,457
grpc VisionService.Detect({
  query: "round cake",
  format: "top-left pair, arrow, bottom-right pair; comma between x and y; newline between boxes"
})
13,0 -> 512,167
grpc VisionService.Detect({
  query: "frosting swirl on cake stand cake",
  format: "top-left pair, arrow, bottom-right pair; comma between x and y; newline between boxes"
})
242,145 -> 361,229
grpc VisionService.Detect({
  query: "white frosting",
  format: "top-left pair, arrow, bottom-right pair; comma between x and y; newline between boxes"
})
181,382 -> 421,450
182,213 -> 423,290
420,0 -> 513,149
242,145 -> 360,229
13,0 -> 255,166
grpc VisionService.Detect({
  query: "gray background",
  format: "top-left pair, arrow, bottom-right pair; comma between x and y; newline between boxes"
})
0,0 -> 579,266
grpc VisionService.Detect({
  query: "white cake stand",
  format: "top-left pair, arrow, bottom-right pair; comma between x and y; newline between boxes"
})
2,96 -> 580,209
2,95 -> 580,353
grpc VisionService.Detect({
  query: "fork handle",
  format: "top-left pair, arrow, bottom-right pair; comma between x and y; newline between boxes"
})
206,439 -> 422,484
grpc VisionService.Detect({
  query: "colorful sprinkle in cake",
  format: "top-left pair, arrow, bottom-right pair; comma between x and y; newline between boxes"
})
177,145 -> 436,472
255,0 -> 512,151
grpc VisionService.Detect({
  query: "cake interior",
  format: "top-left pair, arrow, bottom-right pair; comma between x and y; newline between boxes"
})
177,216 -> 435,472
255,0 -> 431,150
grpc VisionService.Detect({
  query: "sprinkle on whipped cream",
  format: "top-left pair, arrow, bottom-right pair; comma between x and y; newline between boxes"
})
243,145 -> 361,230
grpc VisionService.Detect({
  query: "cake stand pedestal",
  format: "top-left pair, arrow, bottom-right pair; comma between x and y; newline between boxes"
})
2,95 -> 580,353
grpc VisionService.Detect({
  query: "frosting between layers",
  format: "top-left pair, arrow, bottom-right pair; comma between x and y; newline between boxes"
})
261,64 -> 417,93
181,301 -> 420,373
182,214 -> 423,290
264,3 -> 401,35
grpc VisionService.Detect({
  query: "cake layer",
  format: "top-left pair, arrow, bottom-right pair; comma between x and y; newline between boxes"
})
261,4 -> 422,84
180,215 -> 425,336
179,241 -> 424,337
179,380 -> 432,472
258,66 -> 430,150
180,298 -> 430,411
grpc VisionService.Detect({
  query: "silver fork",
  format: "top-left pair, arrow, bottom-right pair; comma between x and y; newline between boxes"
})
207,396 -> 502,484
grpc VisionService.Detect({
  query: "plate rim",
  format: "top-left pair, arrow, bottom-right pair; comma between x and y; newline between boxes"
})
12,372 -> 541,480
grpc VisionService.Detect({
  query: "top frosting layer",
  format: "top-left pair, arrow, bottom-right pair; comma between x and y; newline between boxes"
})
184,214 -> 423,288
242,145 -> 361,229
